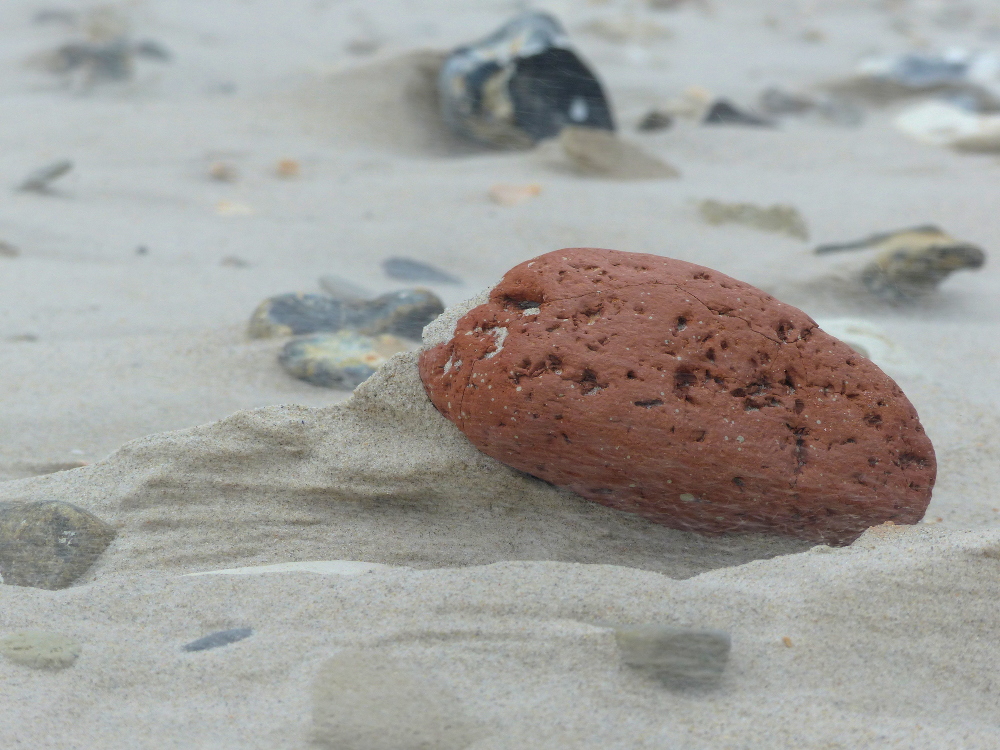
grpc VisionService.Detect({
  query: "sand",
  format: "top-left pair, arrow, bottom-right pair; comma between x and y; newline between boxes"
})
2,0 -> 1000,747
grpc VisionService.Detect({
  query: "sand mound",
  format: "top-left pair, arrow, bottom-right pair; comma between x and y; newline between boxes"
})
285,50 -> 486,157
0,344 -> 810,584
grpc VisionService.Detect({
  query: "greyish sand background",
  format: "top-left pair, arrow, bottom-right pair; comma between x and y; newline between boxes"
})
1,0 -> 999,747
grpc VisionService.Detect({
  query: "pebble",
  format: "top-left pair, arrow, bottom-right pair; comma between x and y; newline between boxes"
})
699,199 -> 809,241
560,126 -> 679,179
0,500 -> 116,589
208,161 -> 239,182
182,628 -> 253,652
312,649 -> 480,750
17,159 -> 73,193
382,257 -> 461,285
0,241 -> 19,258
815,225 -> 985,303
419,247 -> 937,545
249,289 -> 444,341
703,100 -> 774,127
637,110 -> 674,131
280,331 -> 407,389
220,255 -> 251,268
613,625 -> 730,689
437,11 -> 614,149
488,183 -> 542,207
275,159 -> 300,178
0,630 -> 81,669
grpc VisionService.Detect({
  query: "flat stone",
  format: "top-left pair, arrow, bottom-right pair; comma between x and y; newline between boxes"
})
0,500 -> 116,589
438,11 -> 614,149
0,630 -> 81,669
182,628 -> 253,652
312,649 -> 481,750
382,257 -> 462,285
279,331 -> 407,389
248,289 -> 444,341
613,625 -> 730,688
703,100 -> 773,127
418,247 -> 936,545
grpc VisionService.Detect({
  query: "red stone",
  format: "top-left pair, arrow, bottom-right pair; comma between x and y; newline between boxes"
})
418,248 -> 936,545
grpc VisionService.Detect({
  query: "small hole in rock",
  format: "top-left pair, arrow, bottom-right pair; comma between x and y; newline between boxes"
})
634,399 -> 663,408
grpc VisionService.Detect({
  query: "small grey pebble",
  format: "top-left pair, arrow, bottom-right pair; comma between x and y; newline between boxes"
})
382,257 -> 461,284
182,628 -> 253,652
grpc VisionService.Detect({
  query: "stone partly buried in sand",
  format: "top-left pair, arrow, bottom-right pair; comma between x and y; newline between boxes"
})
0,500 -> 116,589
249,289 -> 444,341
419,248 -> 936,545
438,11 -> 614,149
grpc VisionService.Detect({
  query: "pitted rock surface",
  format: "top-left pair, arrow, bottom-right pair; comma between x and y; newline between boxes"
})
418,248 -> 936,545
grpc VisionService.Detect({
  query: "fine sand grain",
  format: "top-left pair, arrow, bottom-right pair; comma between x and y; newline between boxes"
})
2,0 -> 1000,747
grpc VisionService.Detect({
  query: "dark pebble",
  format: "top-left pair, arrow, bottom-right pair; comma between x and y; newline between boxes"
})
183,628 -> 253,652
703,100 -> 774,127
438,11 -> 614,149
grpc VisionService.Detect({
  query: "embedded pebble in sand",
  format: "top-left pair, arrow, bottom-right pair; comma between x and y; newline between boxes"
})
614,625 -> 730,689
312,649 -> 480,750
280,331 -> 407,389
182,628 -> 253,652
438,11 -> 614,149
419,247 -> 936,545
249,289 -> 444,341
0,500 -> 116,589
0,630 -> 81,669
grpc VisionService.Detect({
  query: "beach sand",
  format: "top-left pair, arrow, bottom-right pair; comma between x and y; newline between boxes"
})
2,0 -> 999,746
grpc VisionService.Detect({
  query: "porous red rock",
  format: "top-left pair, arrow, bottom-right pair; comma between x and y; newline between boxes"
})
418,248 -> 936,545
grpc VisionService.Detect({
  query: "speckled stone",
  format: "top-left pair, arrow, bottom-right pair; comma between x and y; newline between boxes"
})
248,289 -> 444,341
279,331 -> 407,389
419,248 -> 936,545
438,11 -> 614,149
0,630 -> 81,669
0,501 -> 116,589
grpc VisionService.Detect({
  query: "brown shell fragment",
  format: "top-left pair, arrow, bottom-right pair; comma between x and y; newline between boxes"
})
418,247 -> 936,545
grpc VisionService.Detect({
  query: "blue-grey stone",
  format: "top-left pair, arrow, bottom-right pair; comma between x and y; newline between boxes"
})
248,289 -> 443,341
182,628 -> 253,652
382,257 -> 461,285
